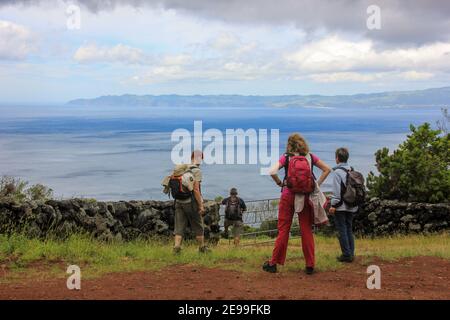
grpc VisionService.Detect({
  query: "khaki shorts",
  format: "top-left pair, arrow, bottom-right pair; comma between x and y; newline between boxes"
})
224,219 -> 244,237
174,200 -> 204,237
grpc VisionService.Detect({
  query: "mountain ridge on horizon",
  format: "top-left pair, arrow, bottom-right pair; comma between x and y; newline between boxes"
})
67,86 -> 450,109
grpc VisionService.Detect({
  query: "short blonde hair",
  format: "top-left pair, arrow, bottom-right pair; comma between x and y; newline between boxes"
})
286,133 -> 309,155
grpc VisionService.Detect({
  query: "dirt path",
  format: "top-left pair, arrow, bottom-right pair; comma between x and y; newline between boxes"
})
0,257 -> 449,300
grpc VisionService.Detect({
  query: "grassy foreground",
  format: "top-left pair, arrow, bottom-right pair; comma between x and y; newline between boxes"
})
0,233 -> 449,280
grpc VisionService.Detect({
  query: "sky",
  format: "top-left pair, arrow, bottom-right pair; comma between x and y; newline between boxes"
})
0,0 -> 450,104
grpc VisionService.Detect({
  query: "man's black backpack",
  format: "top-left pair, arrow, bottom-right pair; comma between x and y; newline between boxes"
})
335,167 -> 366,207
167,166 -> 196,201
225,197 -> 243,221
168,175 -> 192,200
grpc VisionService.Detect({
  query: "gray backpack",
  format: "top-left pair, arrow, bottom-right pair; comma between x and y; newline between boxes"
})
336,167 -> 366,207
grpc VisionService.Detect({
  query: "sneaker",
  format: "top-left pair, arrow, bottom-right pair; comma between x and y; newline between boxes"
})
173,246 -> 181,255
305,267 -> 315,275
262,261 -> 277,273
337,255 -> 353,263
199,246 -> 211,254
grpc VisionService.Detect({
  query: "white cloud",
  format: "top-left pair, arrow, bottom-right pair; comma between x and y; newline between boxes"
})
309,72 -> 381,83
162,54 -> 191,66
286,36 -> 450,73
74,43 -> 147,64
0,20 -> 34,60
398,71 -> 434,81
210,33 -> 239,50
309,71 -> 435,83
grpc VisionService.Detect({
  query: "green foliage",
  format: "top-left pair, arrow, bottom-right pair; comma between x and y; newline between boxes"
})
0,176 -> 53,204
26,184 -> 53,203
0,176 -> 28,203
367,123 -> 450,203
436,107 -> 449,134
270,199 -> 279,208
1,233 -> 448,278
214,196 -> 224,203
258,219 -> 278,238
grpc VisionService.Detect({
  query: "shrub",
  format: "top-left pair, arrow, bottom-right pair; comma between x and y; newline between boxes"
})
367,123 -> 450,203
0,176 -> 28,203
436,107 -> 449,134
258,219 -> 278,238
26,184 -> 54,203
0,176 -> 53,204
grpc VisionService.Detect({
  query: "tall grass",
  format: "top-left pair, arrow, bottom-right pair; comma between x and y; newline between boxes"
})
0,232 -> 448,279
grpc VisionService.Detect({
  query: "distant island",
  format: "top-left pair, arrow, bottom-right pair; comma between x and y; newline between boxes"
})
67,86 -> 450,109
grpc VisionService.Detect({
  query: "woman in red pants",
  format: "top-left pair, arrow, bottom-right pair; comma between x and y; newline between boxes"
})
263,133 -> 331,275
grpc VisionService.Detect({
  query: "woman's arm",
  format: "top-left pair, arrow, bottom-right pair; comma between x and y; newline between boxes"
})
315,159 -> 332,186
269,161 -> 284,187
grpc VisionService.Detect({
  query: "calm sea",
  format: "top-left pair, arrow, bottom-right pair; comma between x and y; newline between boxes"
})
0,105 -> 443,201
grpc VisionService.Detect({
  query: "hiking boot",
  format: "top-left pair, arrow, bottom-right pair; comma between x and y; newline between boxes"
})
262,261 -> 277,273
199,246 -> 211,254
173,246 -> 181,255
337,255 -> 353,263
305,267 -> 315,275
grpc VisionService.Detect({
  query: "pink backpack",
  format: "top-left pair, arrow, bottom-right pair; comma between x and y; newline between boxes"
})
284,153 -> 315,194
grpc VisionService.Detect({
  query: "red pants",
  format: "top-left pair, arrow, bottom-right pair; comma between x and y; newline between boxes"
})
270,192 -> 315,268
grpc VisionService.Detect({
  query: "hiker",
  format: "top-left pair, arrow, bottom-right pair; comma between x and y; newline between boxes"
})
162,150 -> 209,254
329,148 -> 366,263
221,188 -> 247,246
263,133 -> 331,275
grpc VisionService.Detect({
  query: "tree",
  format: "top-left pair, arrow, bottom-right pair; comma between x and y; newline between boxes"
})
436,107 -> 449,134
367,123 -> 450,203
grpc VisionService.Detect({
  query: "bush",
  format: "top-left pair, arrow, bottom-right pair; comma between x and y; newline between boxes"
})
0,176 -> 28,203
367,123 -> 450,203
26,184 -> 53,203
258,219 -> 278,238
0,176 -> 53,204
436,107 -> 449,134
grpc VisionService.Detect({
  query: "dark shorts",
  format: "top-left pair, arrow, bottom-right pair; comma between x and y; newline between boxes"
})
174,200 -> 204,237
224,219 -> 244,237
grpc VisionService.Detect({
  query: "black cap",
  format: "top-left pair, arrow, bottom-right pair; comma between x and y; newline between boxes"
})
230,188 -> 238,195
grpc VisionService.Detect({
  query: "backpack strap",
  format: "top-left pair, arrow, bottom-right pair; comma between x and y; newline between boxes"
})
335,167 -> 349,173
283,153 -> 291,188
306,153 -> 316,180
334,167 -> 349,208
188,165 -> 202,195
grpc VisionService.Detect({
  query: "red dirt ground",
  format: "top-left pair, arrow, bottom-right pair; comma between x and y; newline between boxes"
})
0,256 -> 449,300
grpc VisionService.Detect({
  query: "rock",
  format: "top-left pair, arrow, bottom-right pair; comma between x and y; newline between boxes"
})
368,212 -> 377,222
353,200 -> 449,236
400,214 -> 414,223
1,198 -> 448,239
408,223 -> 422,231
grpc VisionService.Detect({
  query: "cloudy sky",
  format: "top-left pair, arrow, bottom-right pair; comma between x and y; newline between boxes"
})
1,0 -> 450,104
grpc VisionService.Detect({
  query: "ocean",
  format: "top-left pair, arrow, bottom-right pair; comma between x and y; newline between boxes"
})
0,104 -> 443,201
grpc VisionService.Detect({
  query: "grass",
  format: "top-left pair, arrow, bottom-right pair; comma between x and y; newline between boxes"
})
0,232 -> 449,281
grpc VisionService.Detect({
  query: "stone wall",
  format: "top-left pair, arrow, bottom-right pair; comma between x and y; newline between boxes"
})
0,199 -> 221,243
1,197 -> 448,240
327,198 -> 450,236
